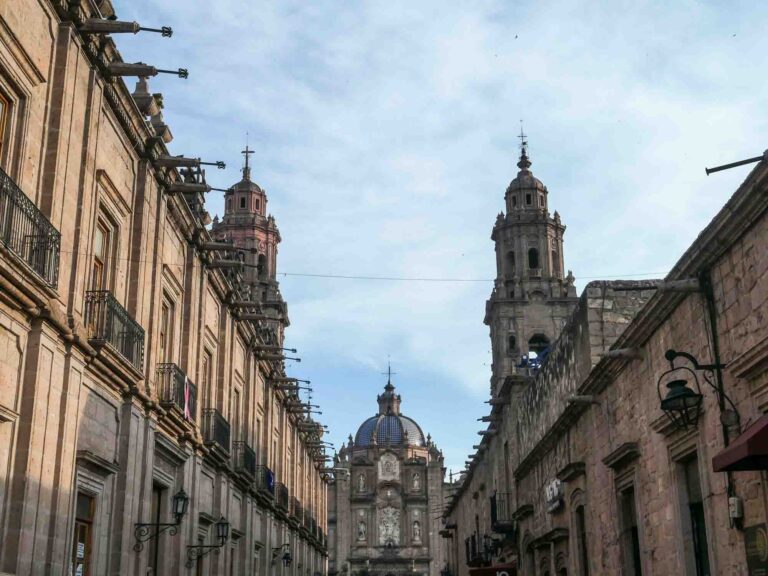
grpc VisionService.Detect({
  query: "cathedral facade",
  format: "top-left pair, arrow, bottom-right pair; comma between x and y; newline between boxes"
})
329,381 -> 447,576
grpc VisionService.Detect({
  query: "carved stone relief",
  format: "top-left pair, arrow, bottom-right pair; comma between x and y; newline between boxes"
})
378,452 -> 399,482
378,505 -> 400,545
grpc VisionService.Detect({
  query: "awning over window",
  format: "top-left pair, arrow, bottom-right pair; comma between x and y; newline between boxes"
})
713,414 -> 768,472
468,563 -> 517,576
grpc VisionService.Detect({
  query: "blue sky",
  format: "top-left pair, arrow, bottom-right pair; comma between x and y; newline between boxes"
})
116,0 -> 768,474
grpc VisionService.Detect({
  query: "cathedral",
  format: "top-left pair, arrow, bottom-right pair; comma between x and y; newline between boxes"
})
329,378 -> 447,576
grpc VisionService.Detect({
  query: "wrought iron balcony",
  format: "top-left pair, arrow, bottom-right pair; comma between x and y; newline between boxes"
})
275,482 -> 289,511
490,492 -> 515,534
233,441 -> 256,478
202,408 -> 230,454
0,167 -> 61,287
85,290 -> 145,370
256,465 -> 275,495
156,363 -> 196,422
291,497 -> 304,523
465,534 -> 485,567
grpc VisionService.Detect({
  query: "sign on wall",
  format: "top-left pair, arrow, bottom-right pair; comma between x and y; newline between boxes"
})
545,479 -> 563,513
745,524 -> 768,575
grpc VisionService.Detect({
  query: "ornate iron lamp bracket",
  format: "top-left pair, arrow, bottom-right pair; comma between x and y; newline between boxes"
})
134,522 -> 179,552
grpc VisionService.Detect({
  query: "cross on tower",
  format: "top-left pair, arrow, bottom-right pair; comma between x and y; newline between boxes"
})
381,360 -> 397,385
241,144 -> 254,178
518,121 -> 528,155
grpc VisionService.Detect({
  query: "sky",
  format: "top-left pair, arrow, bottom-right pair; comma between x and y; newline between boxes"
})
115,0 -> 768,474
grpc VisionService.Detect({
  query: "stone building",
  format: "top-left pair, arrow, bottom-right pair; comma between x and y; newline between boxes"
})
329,380 -> 447,576
444,146 -> 768,575
0,2 -> 328,575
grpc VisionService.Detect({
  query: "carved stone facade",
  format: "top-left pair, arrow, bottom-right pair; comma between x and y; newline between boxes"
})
329,382 -> 447,576
444,150 -> 768,576
0,2 -> 328,575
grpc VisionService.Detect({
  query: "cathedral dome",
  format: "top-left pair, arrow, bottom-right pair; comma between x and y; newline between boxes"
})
354,413 -> 426,447
506,150 -> 547,195
353,382 -> 427,447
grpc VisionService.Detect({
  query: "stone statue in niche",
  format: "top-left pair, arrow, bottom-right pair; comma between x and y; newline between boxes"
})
357,520 -> 367,541
358,473 -> 366,492
412,472 -> 421,491
378,506 -> 400,545
412,521 -> 421,542
378,452 -> 400,482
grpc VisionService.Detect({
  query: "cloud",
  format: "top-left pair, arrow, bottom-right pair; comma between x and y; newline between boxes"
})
116,0 -> 768,473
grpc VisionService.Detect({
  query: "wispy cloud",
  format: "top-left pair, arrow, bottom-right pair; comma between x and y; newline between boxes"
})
116,0 -> 768,472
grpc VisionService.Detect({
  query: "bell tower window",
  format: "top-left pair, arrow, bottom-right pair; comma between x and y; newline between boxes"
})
528,248 -> 539,269
255,199 -> 261,213
528,334 -> 550,355
512,196 -> 517,208
506,251 -> 515,276
240,197 -> 246,209
508,334 -> 517,354
526,193 -> 532,205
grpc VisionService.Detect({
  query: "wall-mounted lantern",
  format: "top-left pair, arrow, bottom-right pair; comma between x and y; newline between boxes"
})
133,488 -> 189,552
657,349 -> 737,432
185,516 -> 230,568
272,543 -> 293,566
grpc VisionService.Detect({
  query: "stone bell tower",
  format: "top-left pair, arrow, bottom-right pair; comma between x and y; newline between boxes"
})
484,133 -> 578,396
211,145 -> 289,339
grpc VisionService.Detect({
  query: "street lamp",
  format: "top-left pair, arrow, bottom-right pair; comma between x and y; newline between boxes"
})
133,488 -> 189,552
185,516 -> 230,568
657,349 -> 737,432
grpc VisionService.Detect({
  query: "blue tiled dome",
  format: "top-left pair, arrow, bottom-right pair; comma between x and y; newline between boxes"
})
354,413 -> 426,447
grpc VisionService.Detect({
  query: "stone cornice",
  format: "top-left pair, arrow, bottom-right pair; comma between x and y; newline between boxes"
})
602,442 -> 640,470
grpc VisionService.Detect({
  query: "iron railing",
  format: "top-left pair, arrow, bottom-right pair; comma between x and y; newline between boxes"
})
85,290 -> 145,370
0,167 -> 61,287
202,408 -> 230,454
256,465 -> 275,495
465,534 -> 485,567
156,363 -> 196,421
490,492 -> 515,533
292,497 -> 304,523
276,482 -> 289,511
233,441 -> 257,477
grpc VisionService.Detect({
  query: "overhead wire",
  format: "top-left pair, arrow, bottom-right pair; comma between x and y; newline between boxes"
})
52,247 -> 666,283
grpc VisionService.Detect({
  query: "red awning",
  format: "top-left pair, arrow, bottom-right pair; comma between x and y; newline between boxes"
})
469,564 -> 517,576
713,414 -> 768,472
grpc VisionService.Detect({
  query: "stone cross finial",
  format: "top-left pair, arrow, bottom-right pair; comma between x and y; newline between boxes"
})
241,143 -> 254,180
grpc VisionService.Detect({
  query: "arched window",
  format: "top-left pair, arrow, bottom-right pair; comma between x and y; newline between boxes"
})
528,248 -> 539,269
508,334 -> 517,353
575,505 -> 590,576
506,251 -> 516,276
257,254 -> 267,279
512,195 -> 517,208
529,333 -> 550,355
227,198 -> 232,212
240,196 -> 246,209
